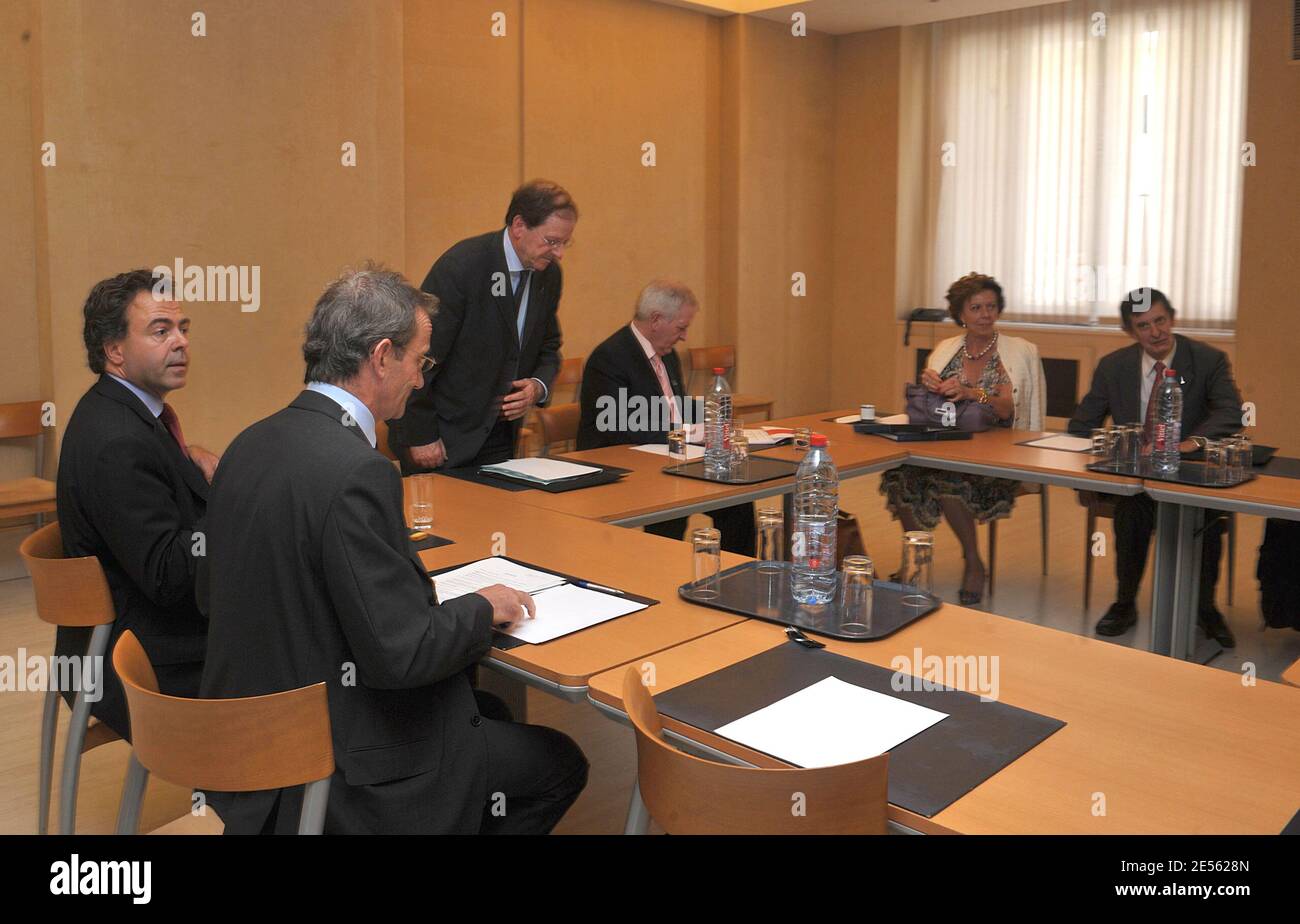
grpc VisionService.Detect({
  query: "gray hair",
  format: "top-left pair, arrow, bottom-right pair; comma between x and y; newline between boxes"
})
634,279 -> 697,322
302,264 -> 435,385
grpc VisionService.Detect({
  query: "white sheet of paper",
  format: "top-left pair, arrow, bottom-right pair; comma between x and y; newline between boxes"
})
745,428 -> 780,445
479,457 -> 602,483
714,676 -> 948,767
433,558 -> 566,601
631,443 -> 706,459
835,414 -> 862,424
500,582 -> 647,644
877,413 -> 911,425
1022,434 -> 1093,452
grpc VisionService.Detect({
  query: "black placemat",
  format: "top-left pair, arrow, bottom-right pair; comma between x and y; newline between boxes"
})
1014,436 -> 1092,453
653,643 -> 1066,818
1086,458 -> 1258,488
852,421 -> 973,442
427,555 -> 658,651
1282,807 -> 1300,835
662,456 -> 799,485
436,459 -> 630,493
679,561 -> 941,641
408,531 -> 454,551
1262,456 -> 1300,480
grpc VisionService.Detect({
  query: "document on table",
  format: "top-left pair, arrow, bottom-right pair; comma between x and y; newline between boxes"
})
479,457 -> 602,484
877,413 -> 910,425
631,443 -> 706,459
431,557 -> 650,644
835,414 -> 863,424
714,676 -> 948,767
433,558 -> 566,600
1021,434 -> 1093,453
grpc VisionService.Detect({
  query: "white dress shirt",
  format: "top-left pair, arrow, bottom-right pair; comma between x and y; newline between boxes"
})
1139,341 -> 1177,424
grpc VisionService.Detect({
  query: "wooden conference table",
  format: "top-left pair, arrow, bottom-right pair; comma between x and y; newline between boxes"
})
586,616 -> 1300,835
410,475 -> 748,700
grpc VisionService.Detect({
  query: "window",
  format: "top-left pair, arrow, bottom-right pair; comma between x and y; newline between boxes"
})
922,0 -> 1248,327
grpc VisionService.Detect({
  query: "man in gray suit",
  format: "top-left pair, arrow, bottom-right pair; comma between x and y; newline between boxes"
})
1069,289 -> 1243,646
199,265 -> 587,833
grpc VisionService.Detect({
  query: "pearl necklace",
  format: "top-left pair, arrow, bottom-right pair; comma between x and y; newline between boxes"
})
961,331 -> 998,362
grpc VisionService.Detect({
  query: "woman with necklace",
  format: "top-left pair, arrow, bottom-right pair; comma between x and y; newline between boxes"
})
880,273 -> 1046,605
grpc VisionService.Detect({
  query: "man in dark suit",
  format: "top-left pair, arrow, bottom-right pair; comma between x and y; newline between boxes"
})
579,280 -> 755,555
389,180 -> 576,470
199,266 -> 587,834
56,269 -> 219,738
1069,289 -> 1243,646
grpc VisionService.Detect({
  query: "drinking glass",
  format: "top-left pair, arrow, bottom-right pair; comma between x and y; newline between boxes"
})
1116,424 -> 1144,472
729,422 -> 749,468
407,474 -> 435,531
899,531 -> 934,606
1226,435 -> 1252,483
667,428 -> 688,468
1203,439 -> 1230,485
690,527 -> 721,599
838,555 -> 875,636
792,427 -> 812,451
756,509 -> 785,574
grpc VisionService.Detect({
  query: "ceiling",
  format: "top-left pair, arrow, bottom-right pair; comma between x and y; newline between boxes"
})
651,0 -> 1066,33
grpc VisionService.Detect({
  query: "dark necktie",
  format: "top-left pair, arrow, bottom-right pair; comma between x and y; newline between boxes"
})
512,270 -> 531,331
159,403 -> 190,458
1141,360 -> 1165,446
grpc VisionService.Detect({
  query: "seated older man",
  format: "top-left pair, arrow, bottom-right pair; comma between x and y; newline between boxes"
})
577,279 -> 755,555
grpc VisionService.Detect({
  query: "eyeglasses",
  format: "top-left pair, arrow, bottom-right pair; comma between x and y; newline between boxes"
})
416,353 -> 437,374
541,235 -> 574,252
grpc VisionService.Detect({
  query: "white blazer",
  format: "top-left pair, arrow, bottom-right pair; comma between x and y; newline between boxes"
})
926,333 -> 1047,431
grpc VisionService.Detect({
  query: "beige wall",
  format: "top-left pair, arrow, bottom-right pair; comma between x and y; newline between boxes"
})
1236,0 -> 1300,454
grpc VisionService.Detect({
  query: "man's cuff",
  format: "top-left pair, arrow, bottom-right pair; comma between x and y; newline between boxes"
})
532,377 -> 549,405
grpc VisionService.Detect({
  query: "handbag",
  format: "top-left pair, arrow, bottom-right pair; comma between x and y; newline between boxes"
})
904,383 -> 998,432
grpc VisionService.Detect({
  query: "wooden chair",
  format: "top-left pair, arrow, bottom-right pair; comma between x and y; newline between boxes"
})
686,346 -> 775,422
536,402 -> 581,457
621,667 -> 889,834
518,356 -> 584,456
112,630 -> 334,835
1078,492 -> 1236,610
986,483 -> 1050,598
0,401 -> 56,527
1282,657 -> 1300,689
19,522 -> 123,835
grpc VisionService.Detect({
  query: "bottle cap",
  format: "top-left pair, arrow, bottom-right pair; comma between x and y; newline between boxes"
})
712,367 -> 726,374
810,434 -> 828,447
1164,368 -> 1177,377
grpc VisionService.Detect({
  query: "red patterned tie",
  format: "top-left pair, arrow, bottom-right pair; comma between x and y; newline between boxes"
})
159,403 -> 190,457
1141,360 -> 1165,447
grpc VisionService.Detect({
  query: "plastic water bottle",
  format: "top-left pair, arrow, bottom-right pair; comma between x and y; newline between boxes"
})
704,367 -> 733,475
1151,368 -> 1183,475
791,435 -> 839,605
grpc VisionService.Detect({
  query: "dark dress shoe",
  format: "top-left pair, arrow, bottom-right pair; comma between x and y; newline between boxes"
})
958,589 -> 983,606
1095,604 -> 1138,637
1198,608 -> 1236,648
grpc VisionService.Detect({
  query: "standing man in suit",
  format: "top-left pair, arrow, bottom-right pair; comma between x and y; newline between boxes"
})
579,280 -> 755,555
1069,289 -> 1243,646
390,180 -> 576,470
200,266 -> 587,834
56,269 -> 219,738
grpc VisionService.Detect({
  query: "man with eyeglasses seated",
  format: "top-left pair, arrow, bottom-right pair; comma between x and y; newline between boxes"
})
1069,288 -> 1243,647
389,180 -> 576,470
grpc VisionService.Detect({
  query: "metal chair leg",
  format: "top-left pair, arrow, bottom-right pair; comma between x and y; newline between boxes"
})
1040,487 -> 1050,575
297,777 -> 332,835
1227,513 -> 1236,606
115,753 -> 149,835
987,520 -> 997,598
624,779 -> 651,835
38,688 -> 59,835
58,688 -> 93,835
1084,507 -> 1096,611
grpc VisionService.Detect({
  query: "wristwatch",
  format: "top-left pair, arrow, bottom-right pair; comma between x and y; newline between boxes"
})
1188,436 -> 1207,451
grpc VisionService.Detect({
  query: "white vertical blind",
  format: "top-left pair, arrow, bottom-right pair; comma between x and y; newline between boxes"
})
924,0 -> 1248,327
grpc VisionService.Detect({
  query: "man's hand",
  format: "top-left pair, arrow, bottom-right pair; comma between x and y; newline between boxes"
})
500,379 -> 543,421
187,444 -> 220,483
473,584 -> 537,627
409,439 -> 447,470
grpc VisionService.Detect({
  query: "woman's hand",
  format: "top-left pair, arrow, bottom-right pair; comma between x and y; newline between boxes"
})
921,369 -> 945,393
936,377 -> 967,400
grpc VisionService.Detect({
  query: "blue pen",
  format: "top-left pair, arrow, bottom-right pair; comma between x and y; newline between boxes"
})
572,579 -> 626,596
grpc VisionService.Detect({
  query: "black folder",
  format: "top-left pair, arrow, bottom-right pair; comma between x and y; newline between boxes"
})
653,643 -> 1065,818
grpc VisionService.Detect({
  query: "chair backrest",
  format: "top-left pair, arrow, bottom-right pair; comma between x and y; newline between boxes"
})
0,401 -> 46,440
622,667 -> 889,834
374,418 -> 399,463
686,345 -> 738,395
537,403 -> 581,456
19,522 -> 116,628
113,630 -> 334,794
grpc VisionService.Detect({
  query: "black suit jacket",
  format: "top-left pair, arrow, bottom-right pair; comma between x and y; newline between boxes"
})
390,229 -> 563,468
1068,334 -> 1242,439
198,390 -> 495,834
55,376 -> 209,737
578,325 -> 699,449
